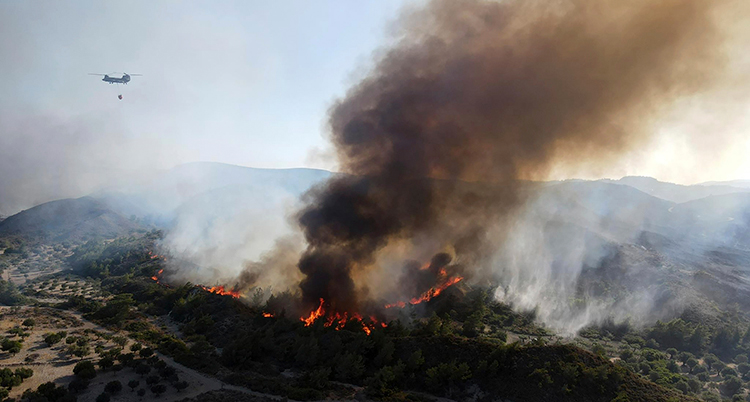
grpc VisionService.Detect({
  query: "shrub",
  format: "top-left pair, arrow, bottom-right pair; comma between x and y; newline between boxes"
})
44,332 -> 63,346
73,361 -> 96,380
150,384 -> 167,395
104,380 -> 122,394
721,366 -> 738,379
128,379 -> 140,391
1,339 -> 22,354
723,376 -> 743,395
68,378 -> 89,393
96,392 -> 110,402
14,368 -> 32,379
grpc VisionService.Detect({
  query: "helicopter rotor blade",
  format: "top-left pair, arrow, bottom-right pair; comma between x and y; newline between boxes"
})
127,74 -> 143,76
88,73 -> 107,76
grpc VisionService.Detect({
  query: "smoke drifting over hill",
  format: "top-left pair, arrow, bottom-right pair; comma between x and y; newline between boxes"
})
291,0 -> 741,324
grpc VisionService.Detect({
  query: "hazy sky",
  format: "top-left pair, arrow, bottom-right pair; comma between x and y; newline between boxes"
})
0,1 -> 417,213
2,0 -> 750,215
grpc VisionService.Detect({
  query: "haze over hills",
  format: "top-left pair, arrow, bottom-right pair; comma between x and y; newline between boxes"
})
3,162 -> 750,324
3,163 -> 750,401
0,196 -> 144,242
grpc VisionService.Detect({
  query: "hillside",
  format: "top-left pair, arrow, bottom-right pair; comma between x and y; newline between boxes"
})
600,176 -> 749,204
0,197 -> 144,242
94,162 -> 332,219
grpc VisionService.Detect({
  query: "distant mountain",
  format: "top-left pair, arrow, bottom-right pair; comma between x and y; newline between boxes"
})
94,162 -> 333,219
0,197 -> 144,242
698,179 -> 750,189
599,176 -> 749,203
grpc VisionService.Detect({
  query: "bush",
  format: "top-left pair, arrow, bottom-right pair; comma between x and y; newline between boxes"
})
44,332 -> 64,346
104,380 -> 122,394
150,384 -> 167,395
737,362 -> 750,375
146,375 -> 160,385
128,379 -> 140,391
73,361 -> 96,380
96,392 -> 110,402
15,368 -> 32,379
135,363 -> 151,377
1,339 -> 22,354
68,378 -> 89,393
21,318 -> 35,327
723,376 -> 743,395
98,356 -> 114,370
139,347 -> 154,358
721,366 -> 738,379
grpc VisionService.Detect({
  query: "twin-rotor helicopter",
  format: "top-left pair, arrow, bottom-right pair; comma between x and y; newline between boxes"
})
88,72 -> 142,100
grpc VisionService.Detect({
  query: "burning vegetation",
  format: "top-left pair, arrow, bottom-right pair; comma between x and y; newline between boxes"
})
287,0 -> 733,328
299,298 -> 386,335
150,267 -> 241,299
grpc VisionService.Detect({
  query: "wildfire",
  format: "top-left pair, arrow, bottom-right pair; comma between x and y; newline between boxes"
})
199,285 -> 241,299
300,298 -> 385,335
262,312 -> 274,318
150,269 -> 164,282
385,272 -> 464,309
147,251 -> 166,261
301,298 -> 326,326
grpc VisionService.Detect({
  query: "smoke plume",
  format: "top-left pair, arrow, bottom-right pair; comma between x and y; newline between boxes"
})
296,0 -> 733,313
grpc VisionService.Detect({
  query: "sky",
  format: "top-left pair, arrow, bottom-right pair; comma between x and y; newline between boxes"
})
2,0 -> 750,215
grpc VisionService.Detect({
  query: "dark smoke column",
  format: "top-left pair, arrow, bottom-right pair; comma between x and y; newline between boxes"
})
297,0 -> 727,312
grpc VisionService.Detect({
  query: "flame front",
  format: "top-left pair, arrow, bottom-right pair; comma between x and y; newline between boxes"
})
151,269 -> 164,282
300,298 -> 384,335
200,285 -> 241,299
301,298 -> 326,326
385,272 -> 464,309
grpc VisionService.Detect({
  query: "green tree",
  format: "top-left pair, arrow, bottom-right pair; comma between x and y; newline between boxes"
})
723,376 -> 743,395
128,379 -> 139,392
737,362 -> 750,375
98,356 -> 114,371
96,392 -> 110,402
425,361 -> 472,392
1,339 -> 22,354
139,347 -> 153,358
135,364 -> 151,377
44,332 -> 63,346
335,352 -> 365,382
104,381 -> 122,394
150,384 -> 167,396
704,354 -> 719,371
721,367 -> 738,379
73,361 -> 96,380
174,380 -> 189,392
686,357 -> 699,373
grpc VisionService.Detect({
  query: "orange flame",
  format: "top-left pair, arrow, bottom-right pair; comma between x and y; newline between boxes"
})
148,251 -> 165,260
385,274 -> 463,308
299,298 -> 384,335
151,269 -> 164,282
199,285 -> 241,299
262,312 -> 274,318
301,298 -> 326,326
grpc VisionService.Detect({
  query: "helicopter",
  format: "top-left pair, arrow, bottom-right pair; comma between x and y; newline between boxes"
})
88,72 -> 142,84
88,72 -> 142,100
